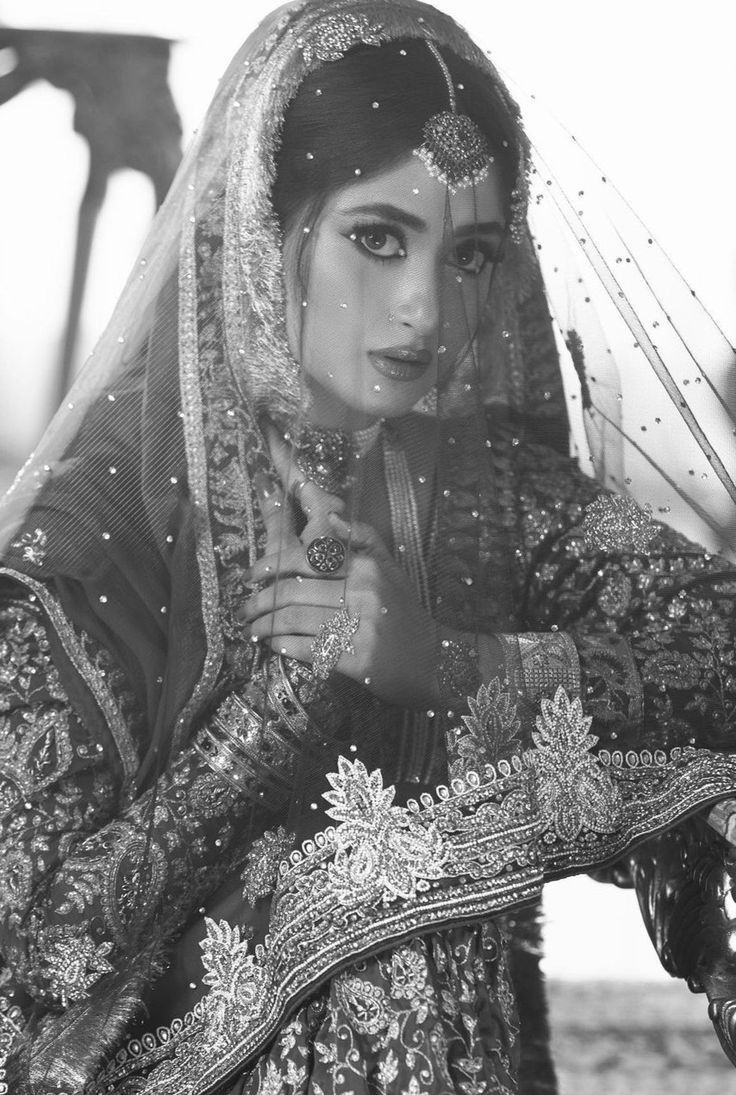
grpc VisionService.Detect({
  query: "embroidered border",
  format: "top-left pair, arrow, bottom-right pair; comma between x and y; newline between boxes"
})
0,567 -> 138,782
91,696 -> 736,1094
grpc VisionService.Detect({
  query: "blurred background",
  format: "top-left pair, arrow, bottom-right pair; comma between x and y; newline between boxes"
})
1,1 -> 735,1089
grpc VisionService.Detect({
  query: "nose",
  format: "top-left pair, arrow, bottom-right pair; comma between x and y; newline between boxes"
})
391,259 -> 440,339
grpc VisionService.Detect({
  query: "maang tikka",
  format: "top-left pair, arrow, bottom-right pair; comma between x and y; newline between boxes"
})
413,41 -> 491,193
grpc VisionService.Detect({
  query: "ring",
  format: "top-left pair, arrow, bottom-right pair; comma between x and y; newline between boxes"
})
310,608 -> 360,680
305,536 -> 346,574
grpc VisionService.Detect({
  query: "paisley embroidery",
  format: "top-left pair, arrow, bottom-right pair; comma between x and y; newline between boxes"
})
334,974 -> 391,1035
324,757 -> 446,905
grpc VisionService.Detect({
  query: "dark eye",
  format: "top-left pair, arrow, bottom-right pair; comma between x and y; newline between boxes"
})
452,241 -> 489,275
355,226 -> 404,258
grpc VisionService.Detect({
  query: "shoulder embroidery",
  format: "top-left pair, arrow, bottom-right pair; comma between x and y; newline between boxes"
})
581,493 -> 657,554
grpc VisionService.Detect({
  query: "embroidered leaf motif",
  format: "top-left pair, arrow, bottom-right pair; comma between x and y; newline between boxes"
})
323,756 -> 395,822
451,679 -> 521,776
529,687 -> 621,842
38,925 -> 114,1007
323,757 -> 445,906
200,918 -> 267,1032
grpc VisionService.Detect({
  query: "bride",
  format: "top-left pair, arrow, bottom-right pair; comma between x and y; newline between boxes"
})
1,2 -> 735,1092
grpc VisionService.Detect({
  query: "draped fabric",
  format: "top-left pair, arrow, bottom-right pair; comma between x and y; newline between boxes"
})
0,1 -> 734,1092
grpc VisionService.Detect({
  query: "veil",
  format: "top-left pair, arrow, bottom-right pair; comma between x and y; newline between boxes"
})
0,1 -> 734,1092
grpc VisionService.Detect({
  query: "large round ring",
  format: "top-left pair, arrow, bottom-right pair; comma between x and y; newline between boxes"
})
310,608 -> 360,680
305,535 -> 346,575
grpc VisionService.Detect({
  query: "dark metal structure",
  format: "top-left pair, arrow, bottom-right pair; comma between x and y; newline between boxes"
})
0,27 -> 183,401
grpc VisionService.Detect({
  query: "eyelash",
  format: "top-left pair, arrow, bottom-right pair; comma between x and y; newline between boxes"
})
347,221 -> 504,275
349,222 -> 406,263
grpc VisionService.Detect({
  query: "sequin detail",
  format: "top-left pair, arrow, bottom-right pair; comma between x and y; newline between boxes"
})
581,493 -> 658,553
448,678 -> 521,780
530,687 -> 620,842
36,926 -> 114,1007
297,12 -> 383,66
241,827 -> 294,905
11,528 -> 47,566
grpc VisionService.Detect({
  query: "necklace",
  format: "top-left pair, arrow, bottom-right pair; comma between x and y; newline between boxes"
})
289,420 -> 382,495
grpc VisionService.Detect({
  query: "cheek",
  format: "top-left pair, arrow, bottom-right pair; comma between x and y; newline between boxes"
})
441,271 -> 492,339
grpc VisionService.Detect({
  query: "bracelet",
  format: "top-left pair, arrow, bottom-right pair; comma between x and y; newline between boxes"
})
192,726 -> 257,795
194,693 -> 294,797
497,631 -> 581,703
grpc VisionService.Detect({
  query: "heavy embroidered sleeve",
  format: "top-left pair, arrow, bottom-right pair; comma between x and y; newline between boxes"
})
512,442 -> 736,753
0,594 -> 250,1010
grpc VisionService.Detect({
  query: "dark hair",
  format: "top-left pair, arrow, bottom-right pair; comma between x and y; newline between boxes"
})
271,38 -> 518,232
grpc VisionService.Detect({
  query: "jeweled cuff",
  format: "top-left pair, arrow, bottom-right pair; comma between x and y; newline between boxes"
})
496,631 -> 581,704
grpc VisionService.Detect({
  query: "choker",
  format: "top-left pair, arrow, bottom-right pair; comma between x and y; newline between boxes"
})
289,420 -> 382,494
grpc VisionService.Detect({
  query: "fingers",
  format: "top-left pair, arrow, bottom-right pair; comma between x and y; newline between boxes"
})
239,577 -> 343,624
254,470 -> 295,553
249,605 -> 336,640
327,512 -> 392,563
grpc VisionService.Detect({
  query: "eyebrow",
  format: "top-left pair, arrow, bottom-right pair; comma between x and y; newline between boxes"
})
338,202 -> 505,237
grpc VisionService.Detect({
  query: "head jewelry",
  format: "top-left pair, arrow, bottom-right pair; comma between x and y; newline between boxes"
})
413,40 -> 491,193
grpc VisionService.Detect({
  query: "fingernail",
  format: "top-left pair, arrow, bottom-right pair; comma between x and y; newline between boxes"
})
255,471 -> 276,499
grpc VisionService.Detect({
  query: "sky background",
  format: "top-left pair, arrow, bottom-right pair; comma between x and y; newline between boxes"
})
0,0 -> 734,983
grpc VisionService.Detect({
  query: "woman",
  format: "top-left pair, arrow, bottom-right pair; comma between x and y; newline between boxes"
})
0,1 -> 735,1092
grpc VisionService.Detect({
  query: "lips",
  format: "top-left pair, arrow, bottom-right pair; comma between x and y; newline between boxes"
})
369,345 -> 433,382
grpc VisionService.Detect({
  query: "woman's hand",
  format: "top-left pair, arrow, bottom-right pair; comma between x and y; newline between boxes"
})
239,432 -> 439,707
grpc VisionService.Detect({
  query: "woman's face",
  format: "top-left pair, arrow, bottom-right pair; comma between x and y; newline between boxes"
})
284,154 -> 507,429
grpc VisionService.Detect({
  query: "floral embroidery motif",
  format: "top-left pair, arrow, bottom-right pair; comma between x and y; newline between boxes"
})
529,687 -> 620,842
93,733 -> 736,1094
581,493 -> 657,553
449,678 -> 521,779
334,974 -> 391,1035
11,528 -> 48,566
297,13 -> 383,66
324,757 -> 446,905
200,918 -> 268,1036
597,568 -> 633,618
36,925 -> 114,1007
241,827 -> 294,905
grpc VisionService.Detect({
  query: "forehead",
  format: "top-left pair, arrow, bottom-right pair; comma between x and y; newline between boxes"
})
327,154 -> 506,228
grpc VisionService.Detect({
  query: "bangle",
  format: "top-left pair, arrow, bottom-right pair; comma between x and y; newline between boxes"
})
497,631 -> 580,703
